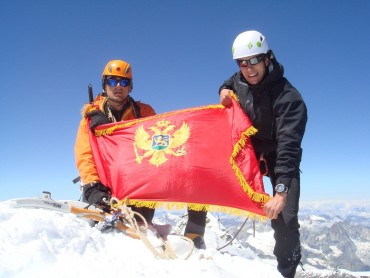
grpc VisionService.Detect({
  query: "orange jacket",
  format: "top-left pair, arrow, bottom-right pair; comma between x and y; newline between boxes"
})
75,95 -> 156,184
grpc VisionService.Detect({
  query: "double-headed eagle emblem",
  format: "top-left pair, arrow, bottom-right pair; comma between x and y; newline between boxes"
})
133,119 -> 190,167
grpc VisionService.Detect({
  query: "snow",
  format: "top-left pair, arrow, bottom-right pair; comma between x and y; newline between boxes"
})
309,215 -> 326,222
300,200 -> 370,220
1,198 -> 370,278
352,239 -> 370,263
244,228 -> 274,256
0,203 -> 282,278
329,245 -> 343,257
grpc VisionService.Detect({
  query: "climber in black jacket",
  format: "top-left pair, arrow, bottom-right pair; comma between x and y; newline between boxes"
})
219,30 -> 307,278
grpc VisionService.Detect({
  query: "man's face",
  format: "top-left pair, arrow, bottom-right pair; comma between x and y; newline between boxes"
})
237,55 -> 269,85
104,76 -> 131,103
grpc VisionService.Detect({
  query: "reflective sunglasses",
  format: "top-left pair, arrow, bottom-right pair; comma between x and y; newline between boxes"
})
237,55 -> 265,67
106,78 -> 130,87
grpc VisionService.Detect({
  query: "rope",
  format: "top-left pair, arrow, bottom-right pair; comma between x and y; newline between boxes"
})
118,203 -> 170,259
161,234 -> 195,260
110,198 -> 193,259
217,217 -> 248,251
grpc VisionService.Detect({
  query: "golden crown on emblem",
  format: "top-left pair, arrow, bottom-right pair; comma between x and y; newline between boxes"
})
156,119 -> 171,127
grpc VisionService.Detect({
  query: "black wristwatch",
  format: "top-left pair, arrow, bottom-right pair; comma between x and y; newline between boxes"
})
275,183 -> 289,194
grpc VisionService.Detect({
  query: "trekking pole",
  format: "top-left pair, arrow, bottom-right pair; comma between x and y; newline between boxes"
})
217,217 -> 248,251
253,220 -> 256,237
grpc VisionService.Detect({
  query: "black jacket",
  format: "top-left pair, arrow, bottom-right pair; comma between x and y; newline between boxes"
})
219,54 -> 307,189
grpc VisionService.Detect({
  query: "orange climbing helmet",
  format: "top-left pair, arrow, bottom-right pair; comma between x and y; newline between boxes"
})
102,59 -> 133,89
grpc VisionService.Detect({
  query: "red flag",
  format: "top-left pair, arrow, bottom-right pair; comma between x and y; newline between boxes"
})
89,100 -> 270,219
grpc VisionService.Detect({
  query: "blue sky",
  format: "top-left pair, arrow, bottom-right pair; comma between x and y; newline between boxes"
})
1,0 -> 369,202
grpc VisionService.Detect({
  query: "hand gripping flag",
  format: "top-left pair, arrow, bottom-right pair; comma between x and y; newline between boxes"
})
89,99 -> 270,219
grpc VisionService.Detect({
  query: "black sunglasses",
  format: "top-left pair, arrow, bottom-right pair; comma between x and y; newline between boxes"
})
237,55 -> 265,67
106,78 -> 130,87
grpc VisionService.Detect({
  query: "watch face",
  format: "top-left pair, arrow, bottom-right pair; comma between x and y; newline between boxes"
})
276,184 -> 285,193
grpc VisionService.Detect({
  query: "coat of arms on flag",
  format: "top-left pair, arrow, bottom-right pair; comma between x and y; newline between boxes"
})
134,120 -> 189,166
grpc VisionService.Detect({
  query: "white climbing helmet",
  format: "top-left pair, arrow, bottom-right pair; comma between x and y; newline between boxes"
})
232,30 -> 269,60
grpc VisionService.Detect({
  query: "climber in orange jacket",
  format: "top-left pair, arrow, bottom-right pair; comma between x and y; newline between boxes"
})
75,59 -> 156,221
74,60 -> 207,249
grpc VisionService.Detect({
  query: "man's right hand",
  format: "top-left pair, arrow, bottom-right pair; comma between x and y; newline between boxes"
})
220,89 -> 233,107
83,182 -> 111,212
263,192 -> 287,220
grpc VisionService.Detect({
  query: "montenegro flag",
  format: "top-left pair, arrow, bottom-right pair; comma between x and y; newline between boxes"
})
89,99 -> 270,219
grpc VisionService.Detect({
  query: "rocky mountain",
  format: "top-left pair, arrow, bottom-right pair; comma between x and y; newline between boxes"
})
215,200 -> 370,275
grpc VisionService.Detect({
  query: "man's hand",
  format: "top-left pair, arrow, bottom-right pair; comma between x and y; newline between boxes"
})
263,192 -> 287,219
220,89 -> 233,107
86,110 -> 110,132
83,182 -> 112,212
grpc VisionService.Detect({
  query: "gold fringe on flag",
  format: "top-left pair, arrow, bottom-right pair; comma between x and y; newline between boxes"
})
120,199 -> 267,221
94,104 -> 224,136
230,126 -> 270,204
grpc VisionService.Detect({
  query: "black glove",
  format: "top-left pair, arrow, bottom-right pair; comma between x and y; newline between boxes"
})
86,110 -> 110,132
83,182 -> 112,212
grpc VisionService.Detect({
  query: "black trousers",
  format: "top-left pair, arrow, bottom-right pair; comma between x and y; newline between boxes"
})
184,209 -> 207,236
129,206 -> 155,224
271,176 -> 301,278
263,154 -> 301,278
261,152 -> 301,277
130,206 -> 207,237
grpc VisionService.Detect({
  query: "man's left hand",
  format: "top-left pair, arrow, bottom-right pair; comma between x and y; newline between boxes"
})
263,193 -> 287,219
